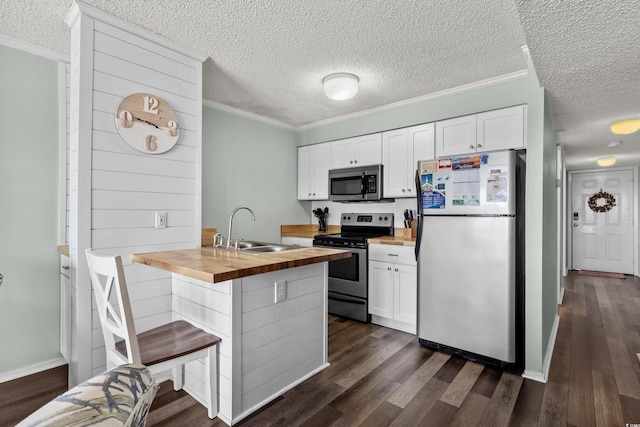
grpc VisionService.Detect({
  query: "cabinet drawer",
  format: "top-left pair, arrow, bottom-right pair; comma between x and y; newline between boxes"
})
369,244 -> 415,265
60,254 -> 71,278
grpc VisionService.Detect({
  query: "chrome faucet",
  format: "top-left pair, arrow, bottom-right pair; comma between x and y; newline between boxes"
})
226,206 -> 256,249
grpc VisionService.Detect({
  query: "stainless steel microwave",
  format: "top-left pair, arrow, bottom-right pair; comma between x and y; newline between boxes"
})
329,164 -> 384,202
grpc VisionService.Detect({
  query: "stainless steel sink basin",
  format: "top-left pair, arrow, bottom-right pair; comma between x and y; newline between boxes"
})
241,244 -> 298,254
205,240 -> 298,253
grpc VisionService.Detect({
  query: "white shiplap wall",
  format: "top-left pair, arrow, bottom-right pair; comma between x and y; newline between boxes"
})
65,1 -> 205,383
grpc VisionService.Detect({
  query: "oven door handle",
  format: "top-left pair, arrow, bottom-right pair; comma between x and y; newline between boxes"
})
329,295 -> 366,305
361,172 -> 366,199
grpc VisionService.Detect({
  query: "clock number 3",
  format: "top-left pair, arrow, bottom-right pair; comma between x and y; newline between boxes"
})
143,96 -> 159,114
168,120 -> 178,137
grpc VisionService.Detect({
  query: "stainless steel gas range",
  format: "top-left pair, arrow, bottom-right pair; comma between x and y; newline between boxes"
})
312,213 -> 394,322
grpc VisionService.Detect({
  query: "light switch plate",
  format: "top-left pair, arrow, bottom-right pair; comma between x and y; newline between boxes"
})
155,211 -> 167,229
274,280 -> 287,303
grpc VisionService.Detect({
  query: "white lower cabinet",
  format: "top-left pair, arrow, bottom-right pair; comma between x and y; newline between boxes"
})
368,245 -> 417,334
60,254 -> 71,362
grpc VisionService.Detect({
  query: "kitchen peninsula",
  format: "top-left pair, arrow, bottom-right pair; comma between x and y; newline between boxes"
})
132,246 -> 349,425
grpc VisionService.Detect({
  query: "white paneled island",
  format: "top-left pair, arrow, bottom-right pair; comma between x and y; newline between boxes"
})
133,246 -> 349,425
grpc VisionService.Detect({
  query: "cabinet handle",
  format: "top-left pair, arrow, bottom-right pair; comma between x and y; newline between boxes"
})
312,192 -> 316,196
388,254 -> 398,257
354,160 -> 358,164
402,188 -> 406,192
350,160 -> 354,164
477,143 -> 483,148
394,268 -> 399,272
387,267 -> 392,271
469,145 -> 475,149
62,266 -> 70,270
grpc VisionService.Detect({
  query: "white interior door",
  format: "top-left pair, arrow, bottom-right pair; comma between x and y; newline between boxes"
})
571,170 -> 634,274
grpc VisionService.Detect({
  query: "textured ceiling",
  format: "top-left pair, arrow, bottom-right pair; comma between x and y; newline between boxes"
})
1,0 -> 639,169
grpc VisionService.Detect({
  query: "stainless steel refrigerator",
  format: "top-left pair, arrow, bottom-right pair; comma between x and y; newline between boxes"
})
415,149 -> 524,369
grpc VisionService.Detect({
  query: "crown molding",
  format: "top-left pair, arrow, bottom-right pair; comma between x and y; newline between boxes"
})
298,70 -> 528,130
202,99 -> 295,130
65,0 -> 207,63
0,35 -> 69,62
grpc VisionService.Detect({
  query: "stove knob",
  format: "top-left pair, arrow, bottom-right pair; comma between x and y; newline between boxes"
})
384,216 -> 388,221
378,216 -> 382,221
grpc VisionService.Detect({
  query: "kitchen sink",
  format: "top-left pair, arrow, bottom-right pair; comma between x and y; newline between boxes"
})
205,240 -> 299,253
240,244 -> 298,254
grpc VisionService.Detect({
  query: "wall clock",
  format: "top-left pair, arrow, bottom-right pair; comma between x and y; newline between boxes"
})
115,93 -> 179,154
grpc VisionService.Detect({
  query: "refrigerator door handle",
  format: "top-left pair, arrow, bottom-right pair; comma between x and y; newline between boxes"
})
414,169 -> 423,261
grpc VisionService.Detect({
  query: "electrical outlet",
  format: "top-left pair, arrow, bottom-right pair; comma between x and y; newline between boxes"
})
155,211 -> 167,229
274,280 -> 287,303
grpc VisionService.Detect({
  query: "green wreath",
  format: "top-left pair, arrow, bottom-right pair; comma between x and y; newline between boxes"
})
588,189 -> 616,213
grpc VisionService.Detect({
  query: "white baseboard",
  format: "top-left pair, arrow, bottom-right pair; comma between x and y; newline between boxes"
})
0,357 -> 67,384
522,313 -> 560,384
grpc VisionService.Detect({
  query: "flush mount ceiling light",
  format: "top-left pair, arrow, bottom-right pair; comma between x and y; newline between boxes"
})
597,156 -> 617,167
610,119 -> 640,134
323,73 -> 359,101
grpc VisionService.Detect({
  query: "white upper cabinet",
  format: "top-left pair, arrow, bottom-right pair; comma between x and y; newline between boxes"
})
436,115 -> 477,157
298,143 -> 330,200
476,105 -> 526,152
330,133 -> 382,169
436,105 -> 526,157
383,123 -> 435,198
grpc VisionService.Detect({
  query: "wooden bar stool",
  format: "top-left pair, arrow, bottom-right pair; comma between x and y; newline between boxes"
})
85,249 -> 221,419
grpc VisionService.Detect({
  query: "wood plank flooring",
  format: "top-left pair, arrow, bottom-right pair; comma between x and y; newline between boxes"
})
2,271 -> 640,426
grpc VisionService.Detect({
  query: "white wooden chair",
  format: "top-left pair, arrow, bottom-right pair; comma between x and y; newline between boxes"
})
85,249 -> 221,419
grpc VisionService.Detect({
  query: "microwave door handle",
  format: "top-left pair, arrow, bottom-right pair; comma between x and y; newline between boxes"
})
361,172 -> 366,199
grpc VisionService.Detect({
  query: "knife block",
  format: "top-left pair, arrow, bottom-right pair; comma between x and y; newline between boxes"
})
401,220 -> 417,239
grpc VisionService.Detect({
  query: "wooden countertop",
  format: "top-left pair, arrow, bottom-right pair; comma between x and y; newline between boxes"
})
280,224 -> 416,246
133,246 -> 351,283
58,245 -> 70,256
280,224 -> 340,239
368,236 -> 416,247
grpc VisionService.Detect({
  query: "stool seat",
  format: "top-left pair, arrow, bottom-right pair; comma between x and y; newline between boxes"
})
116,320 -> 221,366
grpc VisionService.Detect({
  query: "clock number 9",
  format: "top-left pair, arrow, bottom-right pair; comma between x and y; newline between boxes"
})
145,135 -> 158,152
168,120 -> 178,137
143,96 -> 159,114
119,110 -> 133,128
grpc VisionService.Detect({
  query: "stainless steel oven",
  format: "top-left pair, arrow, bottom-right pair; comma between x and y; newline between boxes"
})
313,213 -> 394,322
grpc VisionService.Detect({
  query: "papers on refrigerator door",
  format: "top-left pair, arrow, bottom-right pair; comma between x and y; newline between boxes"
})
419,161 -> 445,209
451,155 -> 487,206
487,167 -> 509,202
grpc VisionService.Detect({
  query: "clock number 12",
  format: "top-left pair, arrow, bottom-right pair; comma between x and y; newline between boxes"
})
143,96 -> 159,114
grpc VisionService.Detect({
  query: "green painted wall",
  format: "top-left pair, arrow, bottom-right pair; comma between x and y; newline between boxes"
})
202,107 -> 308,243
0,45 -> 60,373
298,75 -> 527,145
523,57 -> 558,376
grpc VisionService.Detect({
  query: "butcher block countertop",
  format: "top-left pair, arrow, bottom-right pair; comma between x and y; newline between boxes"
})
368,235 -> 416,247
132,246 -> 350,283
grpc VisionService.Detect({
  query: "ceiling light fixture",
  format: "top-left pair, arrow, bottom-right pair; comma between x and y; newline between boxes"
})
607,141 -> 622,147
597,156 -> 616,167
610,119 -> 640,135
323,73 -> 359,101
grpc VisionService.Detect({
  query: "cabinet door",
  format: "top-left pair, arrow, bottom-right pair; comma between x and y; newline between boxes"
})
407,123 -> 435,197
369,260 -> 394,318
311,143 -> 330,199
436,115 -> 477,157
60,255 -> 71,362
382,129 -> 409,198
354,133 -> 382,166
330,138 -> 356,169
476,105 -> 525,152
297,146 -> 313,199
394,263 -> 417,328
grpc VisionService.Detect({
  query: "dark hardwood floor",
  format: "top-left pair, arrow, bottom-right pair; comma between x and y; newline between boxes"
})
2,270 -> 640,426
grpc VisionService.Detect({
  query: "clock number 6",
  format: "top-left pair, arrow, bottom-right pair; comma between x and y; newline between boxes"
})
145,135 -> 158,152
143,96 -> 159,114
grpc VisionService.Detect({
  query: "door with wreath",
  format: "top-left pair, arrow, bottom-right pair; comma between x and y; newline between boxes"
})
571,169 -> 634,274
